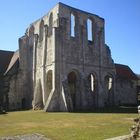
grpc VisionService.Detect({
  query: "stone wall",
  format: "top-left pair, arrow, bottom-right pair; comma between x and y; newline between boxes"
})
115,78 -> 137,106
27,3 -> 116,111
6,2 -> 138,112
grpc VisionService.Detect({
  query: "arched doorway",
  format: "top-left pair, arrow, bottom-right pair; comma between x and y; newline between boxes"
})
67,71 -> 77,110
88,73 -> 98,108
21,98 -> 26,110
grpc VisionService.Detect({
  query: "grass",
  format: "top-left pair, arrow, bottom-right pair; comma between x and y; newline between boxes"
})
0,110 -> 138,140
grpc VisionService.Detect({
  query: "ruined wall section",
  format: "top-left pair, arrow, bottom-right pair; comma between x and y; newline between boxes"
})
58,4 -> 102,66
8,73 -> 25,110
58,4 -> 115,67
31,5 -> 60,110
18,35 -> 33,109
7,32 -> 34,110
17,3 -> 116,111
56,3 -> 116,109
115,79 -> 137,105
25,3 -> 116,111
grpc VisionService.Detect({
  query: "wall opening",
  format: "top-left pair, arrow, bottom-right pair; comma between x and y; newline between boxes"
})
89,74 -> 96,92
87,19 -> 93,41
104,75 -> 114,106
105,76 -> 113,91
39,20 -> 44,42
21,98 -> 26,110
108,77 -> 113,90
33,79 -> 44,110
68,71 -> 77,109
48,13 -> 53,36
46,70 -> 53,96
88,73 -> 98,108
70,13 -> 75,37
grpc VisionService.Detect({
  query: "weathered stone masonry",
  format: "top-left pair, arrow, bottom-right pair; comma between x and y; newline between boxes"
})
17,3 -> 116,111
1,3 -> 138,112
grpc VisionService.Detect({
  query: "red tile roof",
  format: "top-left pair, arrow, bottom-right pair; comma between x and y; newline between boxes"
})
115,63 -> 138,80
0,50 -> 14,74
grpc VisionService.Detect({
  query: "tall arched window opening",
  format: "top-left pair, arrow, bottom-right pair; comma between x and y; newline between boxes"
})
104,75 -> 113,91
48,13 -> 53,36
68,71 -> 77,109
46,70 -> 53,96
39,20 -> 44,42
104,75 -> 114,106
108,77 -> 113,90
71,14 -> 75,37
87,19 -> 93,41
90,74 -> 95,92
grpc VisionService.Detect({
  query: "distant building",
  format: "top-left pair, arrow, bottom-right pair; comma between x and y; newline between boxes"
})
0,50 -> 13,111
0,3 -> 139,112
137,75 -> 140,104
115,64 -> 138,106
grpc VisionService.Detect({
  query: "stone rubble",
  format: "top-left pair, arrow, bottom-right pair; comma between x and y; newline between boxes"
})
0,133 -> 50,140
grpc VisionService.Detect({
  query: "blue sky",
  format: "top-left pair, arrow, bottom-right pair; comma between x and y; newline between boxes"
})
0,0 -> 140,74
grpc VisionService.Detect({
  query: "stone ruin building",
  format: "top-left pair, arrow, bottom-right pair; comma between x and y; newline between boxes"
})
0,3 -> 139,112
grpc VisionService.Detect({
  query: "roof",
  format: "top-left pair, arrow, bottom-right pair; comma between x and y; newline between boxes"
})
115,63 -> 138,80
0,50 -> 14,74
137,74 -> 140,80
5,50 -> 19,75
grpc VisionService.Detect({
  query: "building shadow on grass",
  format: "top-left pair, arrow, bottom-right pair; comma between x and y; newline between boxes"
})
73,106 -> 138,114
0,110 -> 7,115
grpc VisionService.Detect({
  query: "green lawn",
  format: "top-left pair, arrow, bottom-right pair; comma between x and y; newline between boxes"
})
0,110 -> 137,140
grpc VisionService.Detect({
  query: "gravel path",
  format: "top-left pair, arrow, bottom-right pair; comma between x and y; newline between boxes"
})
0,133 -> 50,140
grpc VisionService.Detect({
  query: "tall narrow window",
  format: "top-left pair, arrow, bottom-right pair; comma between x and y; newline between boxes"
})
91,74 -> 94,91
48,13 -> 53,37
105,76 -> 113,91
89,74 -> 95,92
71,14 -> 75,37
87,19 -> 93,41
68,71 -> 77,110
108,77 -> 113,90
39,20 -> 44,42
46,70 -> 53,96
